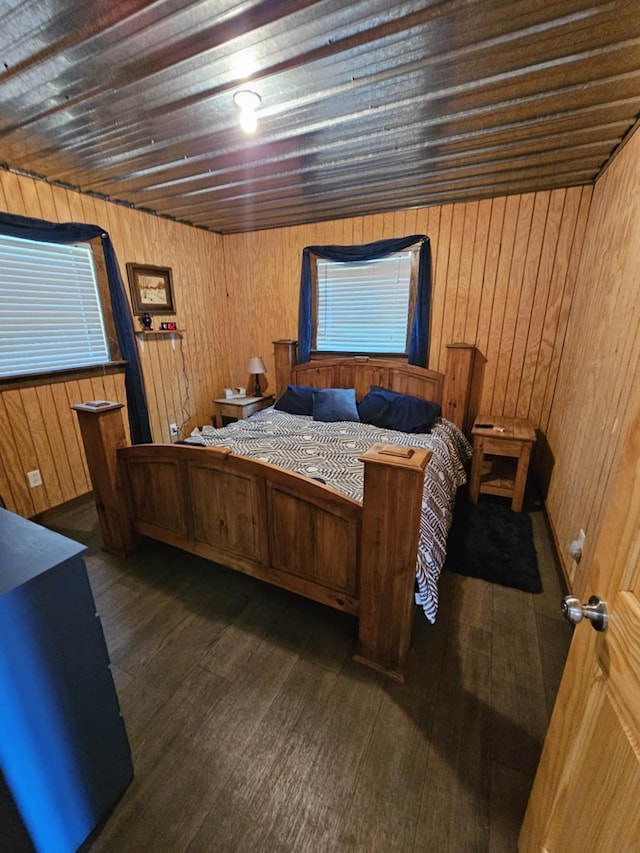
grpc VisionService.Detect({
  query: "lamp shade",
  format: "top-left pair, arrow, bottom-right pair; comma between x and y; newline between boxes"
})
247,356 -> 266,375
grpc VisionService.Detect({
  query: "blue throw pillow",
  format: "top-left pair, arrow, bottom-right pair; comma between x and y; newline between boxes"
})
274,384 -> 315,416
313,388 -> 360,423
358,386 -> 441,433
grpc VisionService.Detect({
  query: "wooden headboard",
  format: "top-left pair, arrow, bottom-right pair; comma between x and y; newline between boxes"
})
273,340 -> 476,432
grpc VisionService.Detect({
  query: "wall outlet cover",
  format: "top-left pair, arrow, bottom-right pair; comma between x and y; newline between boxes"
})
27,469 -> 43,488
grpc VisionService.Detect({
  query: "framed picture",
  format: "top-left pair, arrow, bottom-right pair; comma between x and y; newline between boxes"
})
126,263 -> 175,314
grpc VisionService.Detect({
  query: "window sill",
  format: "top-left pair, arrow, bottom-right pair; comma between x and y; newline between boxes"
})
310,350 -> 409,361
0,361 -> 127,392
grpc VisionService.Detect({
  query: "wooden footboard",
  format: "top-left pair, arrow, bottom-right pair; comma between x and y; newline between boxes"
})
73,404 -> 431,681
120,442 -> 363,615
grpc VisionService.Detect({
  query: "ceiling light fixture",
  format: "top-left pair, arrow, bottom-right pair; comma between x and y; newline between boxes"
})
233,89 -> 261,134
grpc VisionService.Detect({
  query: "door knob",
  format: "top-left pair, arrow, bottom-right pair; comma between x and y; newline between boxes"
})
561,594 -> 609,632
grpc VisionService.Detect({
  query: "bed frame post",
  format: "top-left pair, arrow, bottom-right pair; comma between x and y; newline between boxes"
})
273,339 -> 298,399
355,444 -> 432,682
71,402 -> 136,557
443,343 -> 476,432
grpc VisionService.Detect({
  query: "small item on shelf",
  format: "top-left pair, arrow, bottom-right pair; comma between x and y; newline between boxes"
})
224,387 -> 246,399
139,313 -> 153,330
83,400 -> 112,409
378,445 -> 415,459
159,321 -> 177,330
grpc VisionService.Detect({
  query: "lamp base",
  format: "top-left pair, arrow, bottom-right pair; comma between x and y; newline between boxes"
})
253,375 -> 262,397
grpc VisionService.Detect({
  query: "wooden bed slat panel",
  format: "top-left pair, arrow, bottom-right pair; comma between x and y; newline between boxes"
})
189,462 -> 266,563
340,364 -> 384,398
127,458 -> 189,536
387,368 -> 442,402
267,482 -> 359,598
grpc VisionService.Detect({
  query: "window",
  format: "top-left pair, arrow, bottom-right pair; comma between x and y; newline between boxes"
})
298,236 -> 431,365
0,234 -> 110,378
311,242 -> 421,356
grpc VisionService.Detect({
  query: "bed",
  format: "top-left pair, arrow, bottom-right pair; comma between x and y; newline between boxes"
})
73,340 -> 476,682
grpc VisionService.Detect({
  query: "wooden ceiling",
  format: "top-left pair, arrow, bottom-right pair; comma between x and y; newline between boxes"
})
2,0 -> 640,234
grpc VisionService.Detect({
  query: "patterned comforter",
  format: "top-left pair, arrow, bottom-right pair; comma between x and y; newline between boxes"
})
185,408 -> 472,622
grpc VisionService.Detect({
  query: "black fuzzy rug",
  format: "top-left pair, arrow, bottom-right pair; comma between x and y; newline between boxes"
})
443,492 -> 542,593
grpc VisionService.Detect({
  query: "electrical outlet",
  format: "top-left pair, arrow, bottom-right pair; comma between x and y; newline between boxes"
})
169,423 -> 179,437
27,469 -> 43,488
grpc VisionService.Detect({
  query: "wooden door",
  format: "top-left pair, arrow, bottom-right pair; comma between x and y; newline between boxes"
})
519,406 -> 640,851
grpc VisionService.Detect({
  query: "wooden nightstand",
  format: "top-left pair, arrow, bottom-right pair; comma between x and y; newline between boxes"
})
469,415 -> 536,512
213,395 -> 275,428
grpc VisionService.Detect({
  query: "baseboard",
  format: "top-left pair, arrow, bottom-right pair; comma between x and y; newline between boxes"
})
541,501 -> 573,593
30,492 -> 94,524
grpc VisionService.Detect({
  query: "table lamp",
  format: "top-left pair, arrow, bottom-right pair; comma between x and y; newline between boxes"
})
247,355 -> 266,397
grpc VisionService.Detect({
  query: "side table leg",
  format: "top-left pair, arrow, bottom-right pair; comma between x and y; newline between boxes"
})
469,446 -> 483,503
511,444 -> 532,512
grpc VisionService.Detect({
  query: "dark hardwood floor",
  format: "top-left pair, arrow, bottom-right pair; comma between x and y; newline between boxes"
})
42,494 -> 571,853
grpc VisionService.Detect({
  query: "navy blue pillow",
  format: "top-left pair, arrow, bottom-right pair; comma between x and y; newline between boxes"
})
313,388 -> 360,423
358,386 -> 441,433
274,384 -> 315,416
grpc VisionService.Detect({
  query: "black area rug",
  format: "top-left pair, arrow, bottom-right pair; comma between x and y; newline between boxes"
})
444,491 -> 542,593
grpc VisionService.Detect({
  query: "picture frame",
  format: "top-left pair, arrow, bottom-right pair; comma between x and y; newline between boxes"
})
126,263 -> 175,314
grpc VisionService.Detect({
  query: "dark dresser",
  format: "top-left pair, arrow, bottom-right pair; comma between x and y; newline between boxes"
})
0,508 -> 133,852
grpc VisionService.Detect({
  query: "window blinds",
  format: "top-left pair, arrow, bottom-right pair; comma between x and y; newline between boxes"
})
0,234 -> 109,378
316,252 -> 412,353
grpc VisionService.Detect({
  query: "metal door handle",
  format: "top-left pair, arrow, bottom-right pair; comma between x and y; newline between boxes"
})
561,594 -> 609,632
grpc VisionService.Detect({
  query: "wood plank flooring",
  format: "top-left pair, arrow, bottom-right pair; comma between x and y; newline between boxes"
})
41,496 -> 572,853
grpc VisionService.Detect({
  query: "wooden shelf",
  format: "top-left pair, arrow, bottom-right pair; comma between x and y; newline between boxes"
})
477,456 -> 517,498
135,329 -> 185,352
135,329 -> 185,336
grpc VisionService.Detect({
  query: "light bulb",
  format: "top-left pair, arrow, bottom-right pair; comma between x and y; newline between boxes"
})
233,89 -> 261,134
239,108 -> 258,134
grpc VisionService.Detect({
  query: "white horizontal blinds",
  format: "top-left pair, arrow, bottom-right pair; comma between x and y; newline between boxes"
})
0,234 -> 109,378
316,252 -> 412,353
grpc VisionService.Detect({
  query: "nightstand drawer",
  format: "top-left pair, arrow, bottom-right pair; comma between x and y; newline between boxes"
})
480,437 -> 523,457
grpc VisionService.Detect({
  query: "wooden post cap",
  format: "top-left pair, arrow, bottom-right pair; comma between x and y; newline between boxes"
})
71,400 -> 124,414
359,443 -> 432,471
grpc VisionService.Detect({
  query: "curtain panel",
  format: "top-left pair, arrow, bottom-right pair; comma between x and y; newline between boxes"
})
297,235 -> 432,365
0,212 -> 151,444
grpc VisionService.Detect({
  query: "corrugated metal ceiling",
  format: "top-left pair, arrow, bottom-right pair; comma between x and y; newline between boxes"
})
1,0 -> 640,233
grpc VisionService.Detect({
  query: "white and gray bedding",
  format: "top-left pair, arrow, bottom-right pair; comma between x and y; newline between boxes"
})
185,408 -> 472,622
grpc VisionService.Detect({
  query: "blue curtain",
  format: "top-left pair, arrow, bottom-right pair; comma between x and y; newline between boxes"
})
297,235 -> 431,365
0,212 -> 152,444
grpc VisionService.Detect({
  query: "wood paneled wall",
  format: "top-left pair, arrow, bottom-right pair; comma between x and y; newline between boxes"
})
544,128 -> 640,595
0,371 -> 126,518
0,170 -> 230,517
1,168 -> 596,521
221,188 -> 592,434
5,145 -> 636,598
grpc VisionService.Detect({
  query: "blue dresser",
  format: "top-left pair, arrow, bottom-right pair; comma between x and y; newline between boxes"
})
0,508 -> 133,853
